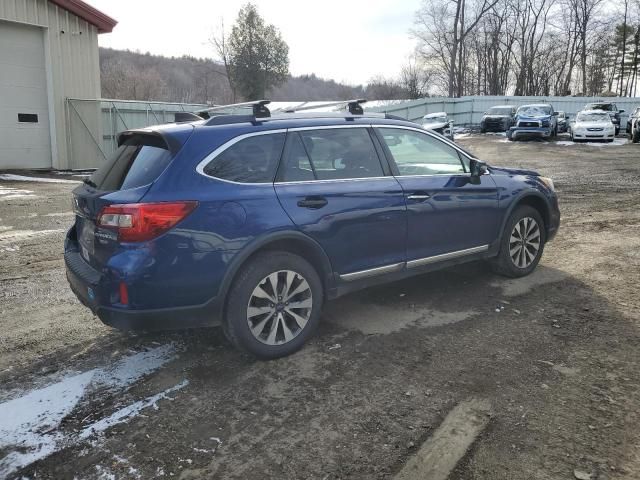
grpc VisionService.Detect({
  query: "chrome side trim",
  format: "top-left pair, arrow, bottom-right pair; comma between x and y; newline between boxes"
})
339,262 -> 405,282
275,176 -> 391,185
287,124 -> 370,132
406,245 -> 489,269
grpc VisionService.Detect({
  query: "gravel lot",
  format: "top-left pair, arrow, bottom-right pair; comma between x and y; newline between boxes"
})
1,133 -> 639,479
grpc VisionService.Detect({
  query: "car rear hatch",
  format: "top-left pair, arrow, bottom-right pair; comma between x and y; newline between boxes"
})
71,131 -> 178,270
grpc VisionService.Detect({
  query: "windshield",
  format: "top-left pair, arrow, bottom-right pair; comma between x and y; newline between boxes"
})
487,107 -> 512,115
423,116 -> 446,124
577,112 -> 611,123
517,105 -> 552,116
585,104 -> 613,112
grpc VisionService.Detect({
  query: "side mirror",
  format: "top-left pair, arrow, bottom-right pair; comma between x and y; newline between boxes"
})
620,109 -> 625,113
469,159 -> 487,184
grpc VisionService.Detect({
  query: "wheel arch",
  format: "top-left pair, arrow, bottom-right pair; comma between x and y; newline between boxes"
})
217,231 -> 335,315
499,191 -> 551,240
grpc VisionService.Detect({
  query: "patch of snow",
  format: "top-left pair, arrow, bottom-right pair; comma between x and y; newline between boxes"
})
454,133 -> 471,139
0,229 -> 65,243
0,371 -> 95,476
0,174 -> 81,184
44,212 -> 74,217
0,344 -> 179,477
80,380 -> 188,439
554,138 -> 628,147
0,186 -> 36,201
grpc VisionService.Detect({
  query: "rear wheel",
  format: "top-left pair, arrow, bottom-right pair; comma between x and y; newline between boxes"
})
223,251 -> 323,359
633,127 -> 640,143
491,206 -> 546,278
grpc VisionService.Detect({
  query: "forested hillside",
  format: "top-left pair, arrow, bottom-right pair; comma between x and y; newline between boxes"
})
99,48 -> 367,103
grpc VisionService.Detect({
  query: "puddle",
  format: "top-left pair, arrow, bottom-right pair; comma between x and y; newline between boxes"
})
0,344 -> 183,477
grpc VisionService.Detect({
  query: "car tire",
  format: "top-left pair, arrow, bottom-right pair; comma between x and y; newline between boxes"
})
490,205 -> 546,278
223,251 -> 323,359
633,129 -> 640,143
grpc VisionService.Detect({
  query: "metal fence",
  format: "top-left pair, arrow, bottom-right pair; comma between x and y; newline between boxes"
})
66,98 -> 206,169
368,96 -> 640,127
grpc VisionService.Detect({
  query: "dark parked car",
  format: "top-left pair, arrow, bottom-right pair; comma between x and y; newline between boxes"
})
508,104 -> 558,140
583,102 -> 624,135
480,105 -> 516,132
626,106 -> 640,134
65,100 -> 560,359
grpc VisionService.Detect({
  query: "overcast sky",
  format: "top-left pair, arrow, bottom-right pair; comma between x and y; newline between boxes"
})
89,0 -> 420,85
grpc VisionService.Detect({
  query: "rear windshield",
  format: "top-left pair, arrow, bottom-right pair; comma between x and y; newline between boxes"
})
89,134 -> 173,191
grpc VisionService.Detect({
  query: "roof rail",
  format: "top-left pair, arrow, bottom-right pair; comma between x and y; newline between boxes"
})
199,100 -> 271,120
272,99 -> 368,115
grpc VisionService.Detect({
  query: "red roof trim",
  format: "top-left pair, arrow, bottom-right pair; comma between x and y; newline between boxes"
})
49,0 -> 117,33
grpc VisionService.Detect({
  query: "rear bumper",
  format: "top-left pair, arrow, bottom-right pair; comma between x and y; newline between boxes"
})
65,249 -> 221,331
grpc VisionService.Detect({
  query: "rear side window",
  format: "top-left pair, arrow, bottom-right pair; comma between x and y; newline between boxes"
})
90,135 -> 173,191
203,133 -> 285,183
279,128 -> 383,181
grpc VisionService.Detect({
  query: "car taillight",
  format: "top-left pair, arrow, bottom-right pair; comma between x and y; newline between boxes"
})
97,201 -> 197,242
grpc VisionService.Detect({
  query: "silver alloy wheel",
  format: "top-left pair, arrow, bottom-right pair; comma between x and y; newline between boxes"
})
247,270 -> 313,345
509,217 -> 541,269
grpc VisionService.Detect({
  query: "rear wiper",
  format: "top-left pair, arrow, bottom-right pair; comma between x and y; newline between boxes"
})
83,178 -> 97,188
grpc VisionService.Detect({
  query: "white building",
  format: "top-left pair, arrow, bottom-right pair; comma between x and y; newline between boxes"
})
0,0 -> 116,170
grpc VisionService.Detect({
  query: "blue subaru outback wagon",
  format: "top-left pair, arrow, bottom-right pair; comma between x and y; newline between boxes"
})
66,100 -> 560,359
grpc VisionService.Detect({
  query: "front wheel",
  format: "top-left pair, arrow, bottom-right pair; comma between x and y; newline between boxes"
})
490,206 -> 546,278
223,251 -> 323,359
633,128 -> 640,143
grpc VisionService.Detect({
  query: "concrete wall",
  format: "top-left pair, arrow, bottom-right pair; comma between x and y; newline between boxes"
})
369,96 -> 640,127
0,0 -> 102,169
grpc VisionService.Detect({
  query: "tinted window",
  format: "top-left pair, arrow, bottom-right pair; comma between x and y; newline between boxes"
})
378,128 -> 465,176
279,134 -> 315,182
203,133 -> 285,183
586,103 -> 613,112
90,135 -> 173,191
298,128 -> 383,180
487,107 -> 512,115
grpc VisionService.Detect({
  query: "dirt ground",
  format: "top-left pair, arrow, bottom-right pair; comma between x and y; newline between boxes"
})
0,133 -> 639,480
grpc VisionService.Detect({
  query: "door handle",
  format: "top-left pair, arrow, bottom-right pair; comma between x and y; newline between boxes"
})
297,196 -> 328,209
407,193 -> 430,201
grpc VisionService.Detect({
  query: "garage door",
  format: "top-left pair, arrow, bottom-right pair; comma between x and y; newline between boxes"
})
0,21 -> 51,169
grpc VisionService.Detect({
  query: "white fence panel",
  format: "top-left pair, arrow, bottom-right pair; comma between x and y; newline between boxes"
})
369,96 -> 640,127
